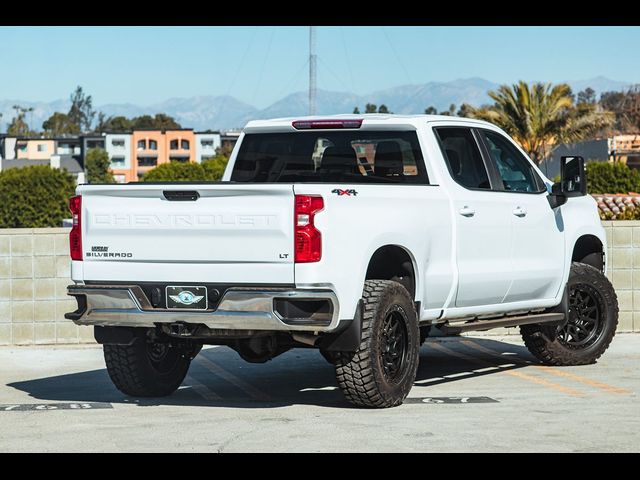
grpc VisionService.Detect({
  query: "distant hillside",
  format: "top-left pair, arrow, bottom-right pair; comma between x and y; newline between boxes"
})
0,77 -> 633,131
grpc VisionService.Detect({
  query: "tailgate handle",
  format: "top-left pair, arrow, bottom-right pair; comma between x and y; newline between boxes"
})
163,190 -> 200,201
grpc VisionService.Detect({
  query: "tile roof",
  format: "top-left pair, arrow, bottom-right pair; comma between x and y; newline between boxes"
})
592,193 -> 640,219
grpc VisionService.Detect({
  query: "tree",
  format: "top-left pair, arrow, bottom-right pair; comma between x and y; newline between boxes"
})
577,87 -> 596,105
439,104 -> 456,116
97,115 -> 133,132
150,113 -> 181,129
465,81 -> 614,164
456,103 -> 473,118
599,86 -> 640,133
0,165 -> 76,228
365,103 -> 377,113
85,148 -> 114,184
353,107 -> 360,114
130,115 -> 155,129
68,86 -> 96,132
215,143 -> 234,159
42,112 -> 80,136
378,104 -> 390,114
424,106 -> 437,115
7,105 -> 31,136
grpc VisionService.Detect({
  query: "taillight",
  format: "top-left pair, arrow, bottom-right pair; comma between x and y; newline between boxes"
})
69,195 -> 82,261
295,195 -> 324,263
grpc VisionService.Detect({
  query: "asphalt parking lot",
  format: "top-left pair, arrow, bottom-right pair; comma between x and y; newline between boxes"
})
0,334 -> 638,452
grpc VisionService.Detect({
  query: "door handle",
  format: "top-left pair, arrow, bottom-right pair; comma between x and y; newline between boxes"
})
459,206 -> 475,217
513,207 -> 527,217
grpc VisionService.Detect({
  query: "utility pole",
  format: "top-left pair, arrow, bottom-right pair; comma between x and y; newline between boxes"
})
309,26 -> 317,116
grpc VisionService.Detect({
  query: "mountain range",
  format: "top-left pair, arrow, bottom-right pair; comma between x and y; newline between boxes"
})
0,76 -> 633,132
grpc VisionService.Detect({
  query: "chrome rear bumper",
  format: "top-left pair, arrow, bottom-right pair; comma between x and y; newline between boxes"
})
66,284 -> 340,332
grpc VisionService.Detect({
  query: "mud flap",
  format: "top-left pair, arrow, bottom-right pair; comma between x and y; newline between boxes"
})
318,300 -> 363,352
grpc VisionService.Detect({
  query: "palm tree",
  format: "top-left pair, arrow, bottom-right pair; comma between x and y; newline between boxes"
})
464,81 -> 614,164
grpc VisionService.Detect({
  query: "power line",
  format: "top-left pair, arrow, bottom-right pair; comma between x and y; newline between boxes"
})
251,28 -> 276,106
318,56 -> 352,92
339,27 -> 356,93
381,27 -> 412,85
211,27 -> 258,127
276,58 -> 309,100
309,26 -> 317,115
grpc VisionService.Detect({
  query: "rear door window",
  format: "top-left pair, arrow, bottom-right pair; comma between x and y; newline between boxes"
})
230,131 -> 429,184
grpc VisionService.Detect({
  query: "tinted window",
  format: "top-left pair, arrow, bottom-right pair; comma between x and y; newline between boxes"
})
435,127 -> 490,190
481,130 -> 544,193
231,131 -> 429,184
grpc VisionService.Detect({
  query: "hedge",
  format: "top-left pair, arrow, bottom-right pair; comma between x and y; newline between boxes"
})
142,157 -> 229,183
0,165 -> 76,228
586,161 -> 640,194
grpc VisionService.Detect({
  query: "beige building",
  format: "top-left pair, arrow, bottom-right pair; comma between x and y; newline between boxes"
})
15,138 -> 56,160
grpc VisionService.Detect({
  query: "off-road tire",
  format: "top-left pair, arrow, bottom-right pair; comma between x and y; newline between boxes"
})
104,341 -> 191,397
334,280 -> 419,408
521,262 -> 618,366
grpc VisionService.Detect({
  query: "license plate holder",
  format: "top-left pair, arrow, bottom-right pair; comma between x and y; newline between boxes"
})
166,286 -> 208,310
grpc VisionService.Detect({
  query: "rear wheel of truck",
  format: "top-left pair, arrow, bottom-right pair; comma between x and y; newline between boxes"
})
334,280 -> 419,408
104,340 -> 192,397
521,262 -> 618,366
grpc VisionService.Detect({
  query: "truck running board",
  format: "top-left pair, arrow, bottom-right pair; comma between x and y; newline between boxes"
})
439,312 -> 565,335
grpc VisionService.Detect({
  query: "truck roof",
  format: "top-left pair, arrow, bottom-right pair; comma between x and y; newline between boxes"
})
244,114 -> 498,131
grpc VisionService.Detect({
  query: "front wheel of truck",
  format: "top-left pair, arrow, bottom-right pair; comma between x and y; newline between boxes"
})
334,280 -> 419,408
104,340 -> 192,397
521,262 -> 619,366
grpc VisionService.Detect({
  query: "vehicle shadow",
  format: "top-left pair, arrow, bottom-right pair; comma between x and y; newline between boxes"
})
7,336 -> 536,409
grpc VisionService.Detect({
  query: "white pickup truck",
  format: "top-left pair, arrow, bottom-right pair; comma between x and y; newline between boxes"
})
66,115 -> 618,408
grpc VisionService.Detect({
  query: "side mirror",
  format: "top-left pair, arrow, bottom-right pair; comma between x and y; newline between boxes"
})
548,156 -> 586,209
560,155 -> 586,197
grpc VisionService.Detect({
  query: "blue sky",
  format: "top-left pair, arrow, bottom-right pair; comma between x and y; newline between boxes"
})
1,26 -> 638,108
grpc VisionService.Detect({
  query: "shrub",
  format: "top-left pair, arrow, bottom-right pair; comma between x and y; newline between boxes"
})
142,162 -> 207,182
142,157 -> 229,183
586,161 -> 640,194
201,155 -> 229,181
0,166 -> 76,228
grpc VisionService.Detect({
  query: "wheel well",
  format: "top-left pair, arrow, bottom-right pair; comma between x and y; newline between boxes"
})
365,246 -> 416,298
572,235 -> 604,271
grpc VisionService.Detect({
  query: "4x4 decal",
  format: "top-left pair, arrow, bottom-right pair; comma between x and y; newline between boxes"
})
331,188 -> 358,196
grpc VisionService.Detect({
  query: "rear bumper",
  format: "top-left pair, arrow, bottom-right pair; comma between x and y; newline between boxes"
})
65,284 -> 341,332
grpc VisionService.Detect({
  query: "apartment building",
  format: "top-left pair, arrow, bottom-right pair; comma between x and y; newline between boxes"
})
1,127 -> 224,180
16,138 -> 55,160
105,133 -> 132,183
195,131 -> 221,162
132,128 -> 195,180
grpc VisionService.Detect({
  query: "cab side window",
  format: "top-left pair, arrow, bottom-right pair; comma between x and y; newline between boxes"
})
434,127 -> 491,190
480,130 -> 545,193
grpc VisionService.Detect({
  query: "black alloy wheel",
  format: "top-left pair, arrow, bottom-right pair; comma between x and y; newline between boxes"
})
380,307 -> 409,382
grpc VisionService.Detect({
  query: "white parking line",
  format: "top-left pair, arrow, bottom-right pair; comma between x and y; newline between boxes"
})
444,372 -> 474,379
473,367 -> 499,373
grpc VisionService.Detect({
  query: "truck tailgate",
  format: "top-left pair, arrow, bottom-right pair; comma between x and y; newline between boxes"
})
77,184 -> 295,284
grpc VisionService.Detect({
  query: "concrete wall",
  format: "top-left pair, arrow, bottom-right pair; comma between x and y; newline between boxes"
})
1,223 -> 639,345
0,228 -> 93,346
602,220 -> 640,332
